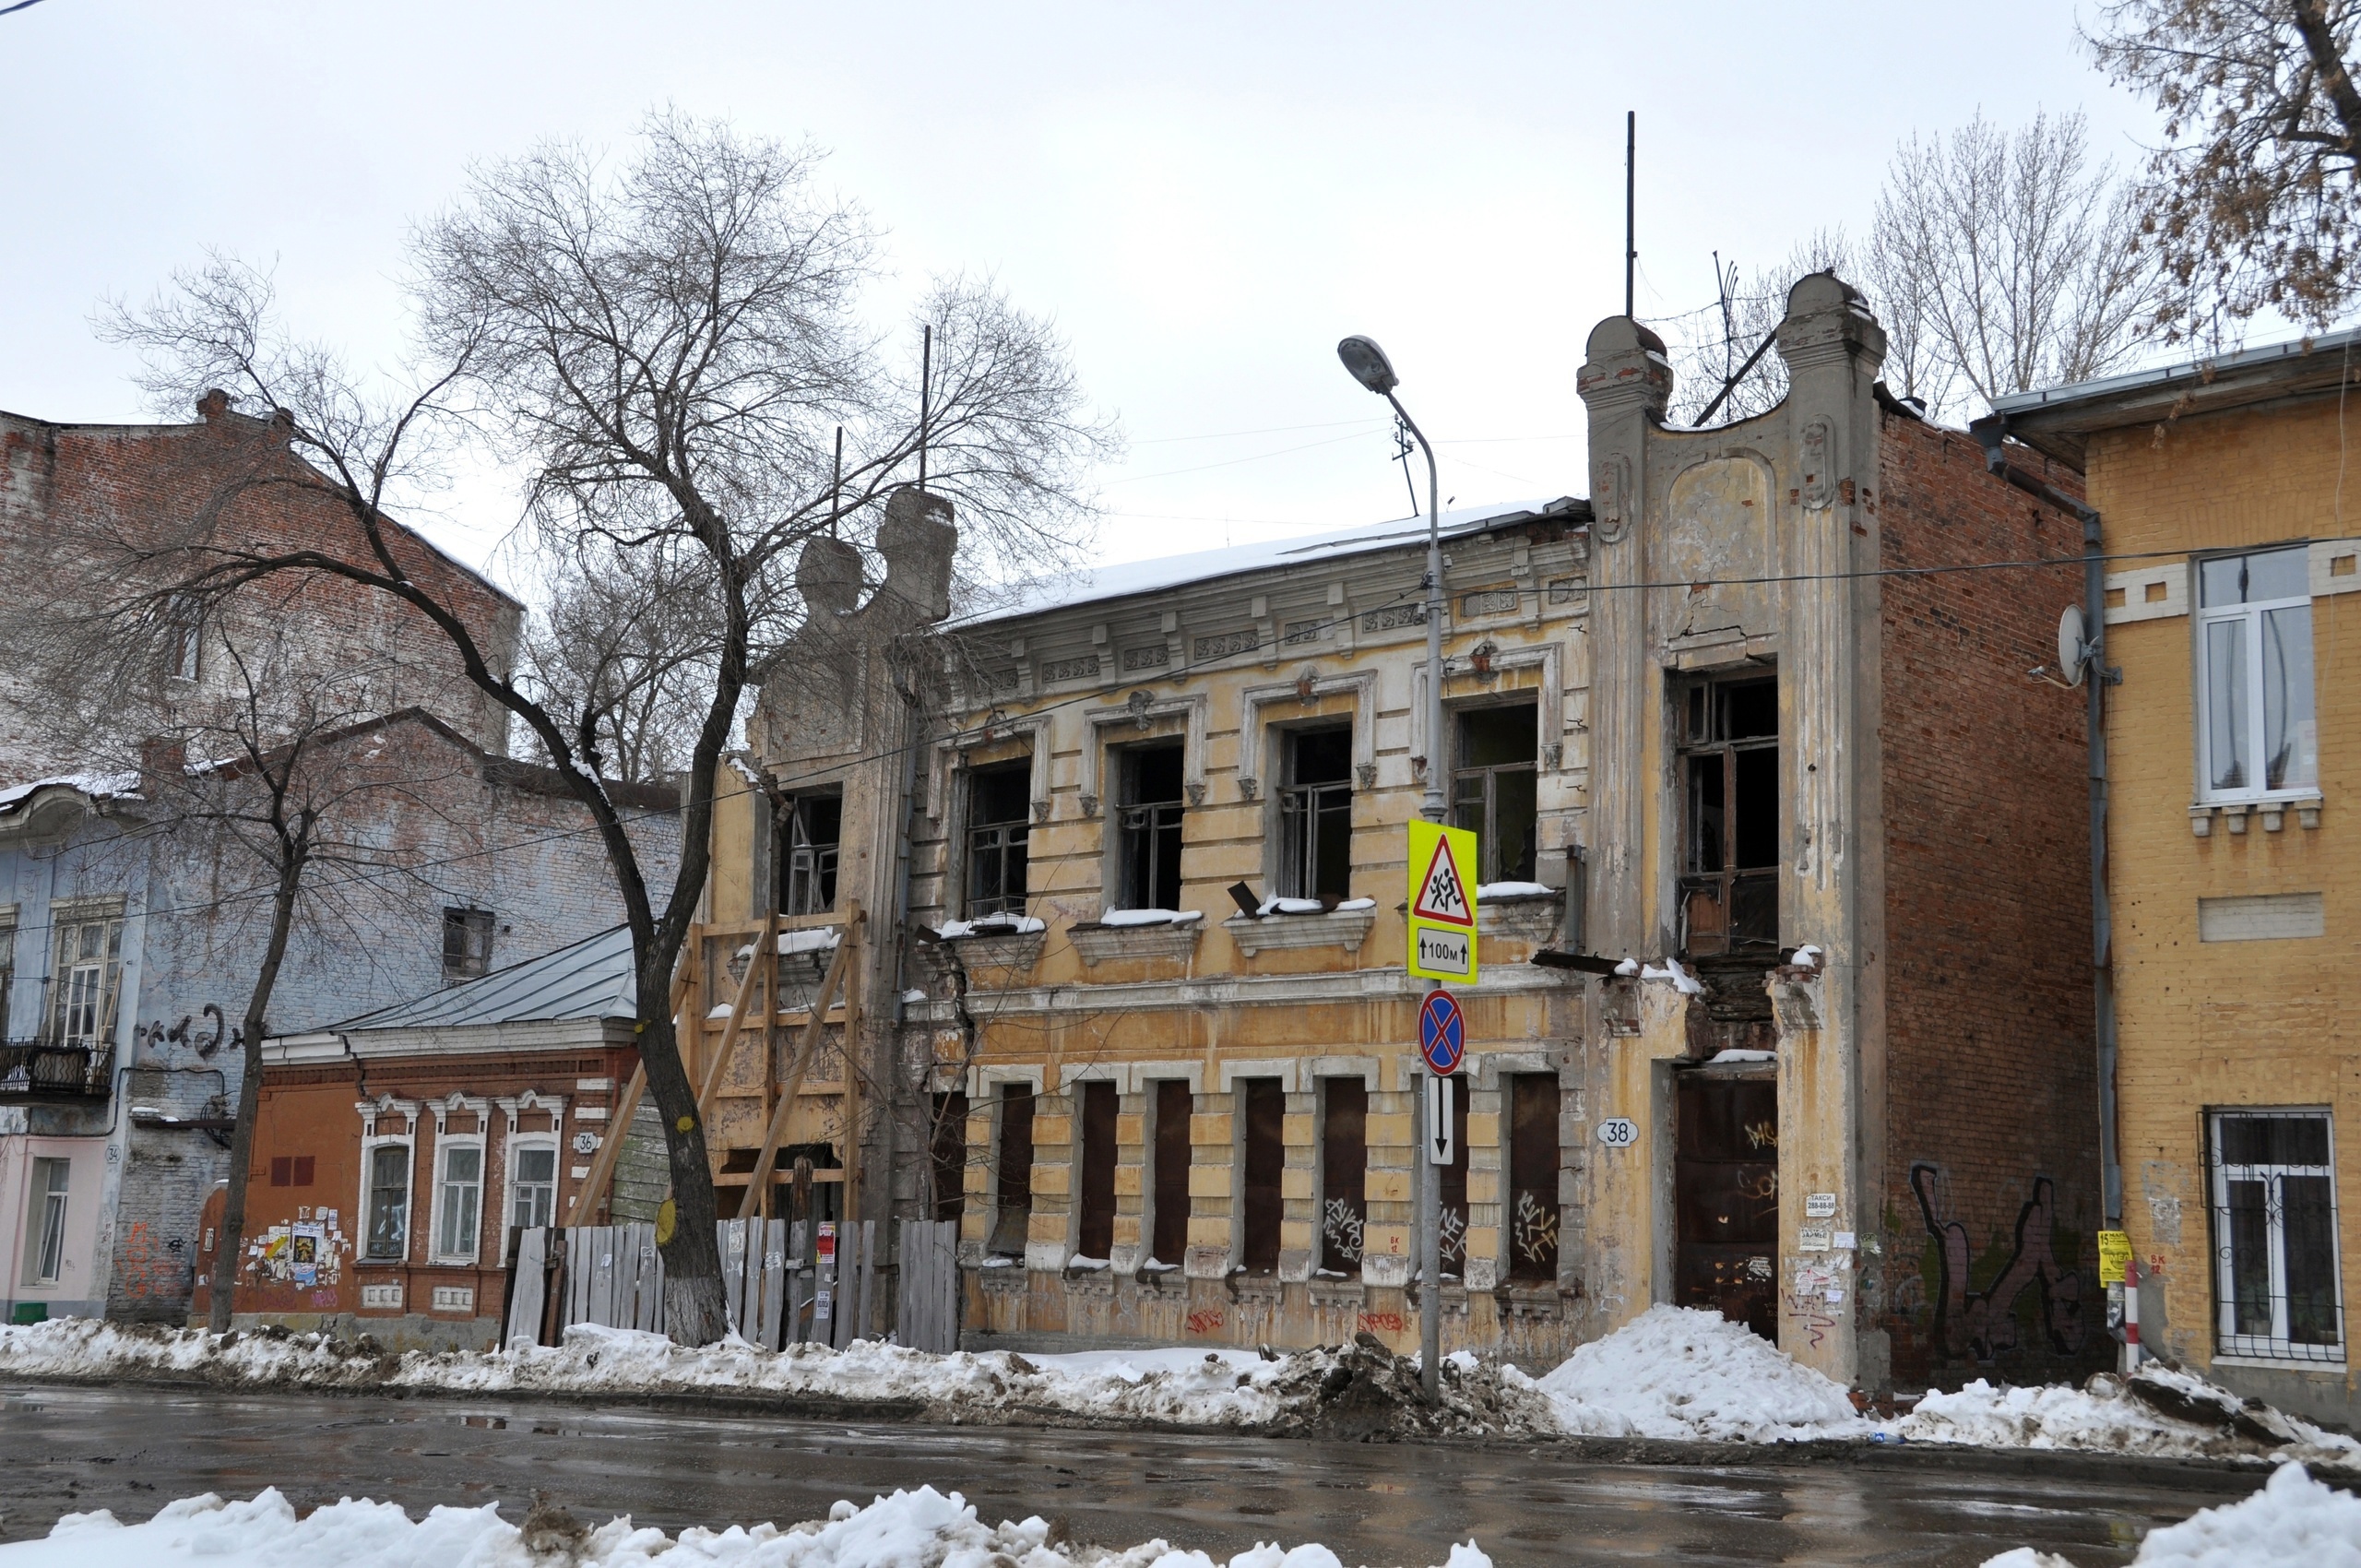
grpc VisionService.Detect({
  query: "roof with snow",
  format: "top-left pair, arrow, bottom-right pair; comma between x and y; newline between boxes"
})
334,923 -> 638,1031
967,496 -> 1585,627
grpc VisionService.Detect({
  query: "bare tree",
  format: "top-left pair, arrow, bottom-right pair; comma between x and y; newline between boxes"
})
520,541 -> 717,785
103,113 -> 1111,1342
1869,110 -> 2165,413
1661,232 -> 1855,425
2089,0 -> 2361,335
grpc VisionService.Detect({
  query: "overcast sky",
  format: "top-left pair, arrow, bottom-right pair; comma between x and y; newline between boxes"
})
2,2 -> 2162,581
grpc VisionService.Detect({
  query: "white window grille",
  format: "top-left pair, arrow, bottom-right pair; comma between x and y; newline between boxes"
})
434,1142 -> 483,1262
509,1143 -> 557,1231
2196,547 -> 2318,802
2210,1109 -> 2343,1361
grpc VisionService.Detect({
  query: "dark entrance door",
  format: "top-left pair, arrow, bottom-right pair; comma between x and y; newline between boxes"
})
1674,1072 -> 1778,1340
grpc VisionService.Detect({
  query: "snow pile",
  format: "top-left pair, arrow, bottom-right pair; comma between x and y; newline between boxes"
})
1521,1305 -> 1869,1442
933,915 -> 1045,938
1636,957 -> 1705,996
777,929 -> 843,956
1898,1366 -> 2361,1467
1979,1462 -> 2361,1566
1256,896 -> 1325,916
0,1320 -> 1556,1442
1097,909 -> 1203,927
1474,881 -> 1552,899
8,1483 -> 1498,1568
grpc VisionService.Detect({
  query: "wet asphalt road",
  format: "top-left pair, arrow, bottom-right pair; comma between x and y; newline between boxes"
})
0,1382 -> 2275,1565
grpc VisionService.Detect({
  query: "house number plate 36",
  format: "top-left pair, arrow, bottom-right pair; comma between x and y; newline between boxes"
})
1596,1118 -> 1639,1148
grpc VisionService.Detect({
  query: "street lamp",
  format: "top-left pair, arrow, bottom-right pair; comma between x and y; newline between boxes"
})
1336,334 -> 1447,1404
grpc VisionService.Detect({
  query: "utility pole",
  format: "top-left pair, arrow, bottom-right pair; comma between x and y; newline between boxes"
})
1624,111 -> 1637,319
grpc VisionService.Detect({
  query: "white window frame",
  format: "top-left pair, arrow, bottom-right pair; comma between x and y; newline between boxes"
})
48,914 -> 124,1048
2195,546 -> 2318,805
430,1135 -> 486,1265
2210,1108 -> 2345,1362
21,1156 -> 70,1286
359,1134 -> 416,1264
505,1135 -> 559,1233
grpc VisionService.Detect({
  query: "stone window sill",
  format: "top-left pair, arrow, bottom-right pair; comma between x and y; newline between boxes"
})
2210,1351 -> 2348,1372
917,929 -> 1046,975
2191,797 -> 2322,836
1477,891 -> 1562,944
1224,906 -> 1377,956
1069,919 -> 1204,967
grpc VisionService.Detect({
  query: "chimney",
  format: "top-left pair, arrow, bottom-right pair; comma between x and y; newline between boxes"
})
139,733 -> 188,797
196,388 -> 231,423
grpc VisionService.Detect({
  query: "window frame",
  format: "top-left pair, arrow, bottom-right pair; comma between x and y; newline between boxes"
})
430,1135 -> 486,1265
506,1136 -> 559,1233
23,1156 -> 70,1286
2208,1108 -> 2345,1363
1674,674 -> 1780,958
1275,724 -> 1355,902
2194,546 -> 2319,805
441,908 -> 494,983
963,760 -> 1034,918
1112,740 -> 1187,910
164,594 -> 202,683
361,1135 -> 415,1264
780,790 -> 844,917
1450,702 -> 1540,885
48,915 -> 123,1047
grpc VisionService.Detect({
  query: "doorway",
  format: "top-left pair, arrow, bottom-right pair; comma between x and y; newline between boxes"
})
1674,1071 -> 1778,1340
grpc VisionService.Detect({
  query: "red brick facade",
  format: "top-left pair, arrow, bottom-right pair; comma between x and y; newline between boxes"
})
1874,410 -> 2103,1385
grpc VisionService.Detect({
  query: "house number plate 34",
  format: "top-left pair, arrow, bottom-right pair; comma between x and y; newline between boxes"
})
1596,1118 -> 1639,1148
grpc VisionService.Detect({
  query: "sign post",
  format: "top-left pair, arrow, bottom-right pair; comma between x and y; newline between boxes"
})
1414,980 -> 1465,1403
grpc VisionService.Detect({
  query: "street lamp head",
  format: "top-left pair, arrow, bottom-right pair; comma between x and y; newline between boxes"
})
1336,335 -> 1399,396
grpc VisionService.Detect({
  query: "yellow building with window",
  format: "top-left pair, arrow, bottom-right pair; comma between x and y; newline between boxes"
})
1997,335 -> 2361,1423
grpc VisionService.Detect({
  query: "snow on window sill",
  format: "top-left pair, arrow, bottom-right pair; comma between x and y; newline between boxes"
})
1069,915 -> 1204,968
1225,903 -> 1376,956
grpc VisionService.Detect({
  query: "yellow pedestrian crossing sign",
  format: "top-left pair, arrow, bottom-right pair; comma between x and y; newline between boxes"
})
1407,820 -> 1478,983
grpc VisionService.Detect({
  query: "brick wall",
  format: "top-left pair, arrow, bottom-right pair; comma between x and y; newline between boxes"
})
0,406 -> 520,778
1873,411 -> 2104,1387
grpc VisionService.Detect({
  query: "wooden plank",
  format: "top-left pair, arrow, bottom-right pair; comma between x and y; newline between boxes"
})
633,1224 -> 662,1333
760,1218 -> 788,1351
738,902 -> 863,1220
507,1229 -> 547,1347
587,1227 -> 618,1327
840,926 -> 865,1226
698,914 -> 777,1116
565,1228 -> 589,1328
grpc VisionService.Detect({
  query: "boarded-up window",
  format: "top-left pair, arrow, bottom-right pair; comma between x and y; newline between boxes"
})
989,1084 -> 1035,1255
1438,1082 -> 1471,1272
1076,1080 -> 1119,1260
931,1091 -> 968,1223
1152,1079 -> 1192,1265
1240,1077 -> 1285,1272
1508,1074 -> 1561,1280
1320,1076 -> 1368,1273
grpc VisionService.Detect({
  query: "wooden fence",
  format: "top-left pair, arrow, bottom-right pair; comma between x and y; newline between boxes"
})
506,1218 -> 884,1351
896,1220 -> 959,1353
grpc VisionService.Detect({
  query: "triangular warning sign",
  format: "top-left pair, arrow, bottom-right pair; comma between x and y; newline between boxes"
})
1413,835 -> 1474,926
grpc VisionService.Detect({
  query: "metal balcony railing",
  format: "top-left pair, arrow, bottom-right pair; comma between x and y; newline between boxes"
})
0,1040 -> 116,1099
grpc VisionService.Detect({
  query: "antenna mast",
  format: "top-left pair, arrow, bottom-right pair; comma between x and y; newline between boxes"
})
919,324 -> 932,490
1624,111 -> 1637,319
829,425 -> 843,537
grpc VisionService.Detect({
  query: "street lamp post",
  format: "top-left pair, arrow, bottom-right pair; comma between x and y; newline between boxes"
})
1336,335 -> 1446,1404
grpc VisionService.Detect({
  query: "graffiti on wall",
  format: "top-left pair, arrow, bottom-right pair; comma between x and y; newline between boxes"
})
1909,1162 -> 2086,1361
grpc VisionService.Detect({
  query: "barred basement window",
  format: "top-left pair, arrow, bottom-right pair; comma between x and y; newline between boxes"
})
2210,1110 -> 2344,1361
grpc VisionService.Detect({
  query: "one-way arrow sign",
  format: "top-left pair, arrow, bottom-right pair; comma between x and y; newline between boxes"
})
1425,1072 -> 1456,1166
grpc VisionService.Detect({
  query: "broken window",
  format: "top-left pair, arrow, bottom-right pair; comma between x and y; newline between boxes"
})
365,1143 -> 410,1261
442,908 -> 494,982
1240,1077 -> 1285,1273
1278,726 -> 1353,901
1508,1074 -> 1561,1282
164,594 -> 201,682
966,762 -> 1031,916
2198,546 -> 2318,801
1319,1076 -> 1368,1274
49,915 -> 123,1045
1151,1079 -> 1192,1266
1453,705 -> 1537,885
24,1158 -> 68,1286
1678,677 -> 1779,956
1075,1080 -> 1119,1261
2211,1110 -> 2343,1360
780,791 -> 843,917
930,1091 -> 968,1223
1115,741 -> 1185,909
988,1083 -> 1035,1256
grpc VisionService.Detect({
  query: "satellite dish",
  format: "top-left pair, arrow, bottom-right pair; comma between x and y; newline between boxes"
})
2057,604 -> 2088,687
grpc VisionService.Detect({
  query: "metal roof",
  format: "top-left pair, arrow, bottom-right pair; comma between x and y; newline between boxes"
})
337,924 -> 637,1031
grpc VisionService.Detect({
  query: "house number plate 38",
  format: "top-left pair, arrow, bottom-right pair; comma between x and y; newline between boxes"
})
1596,1118 -> 1639,1147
